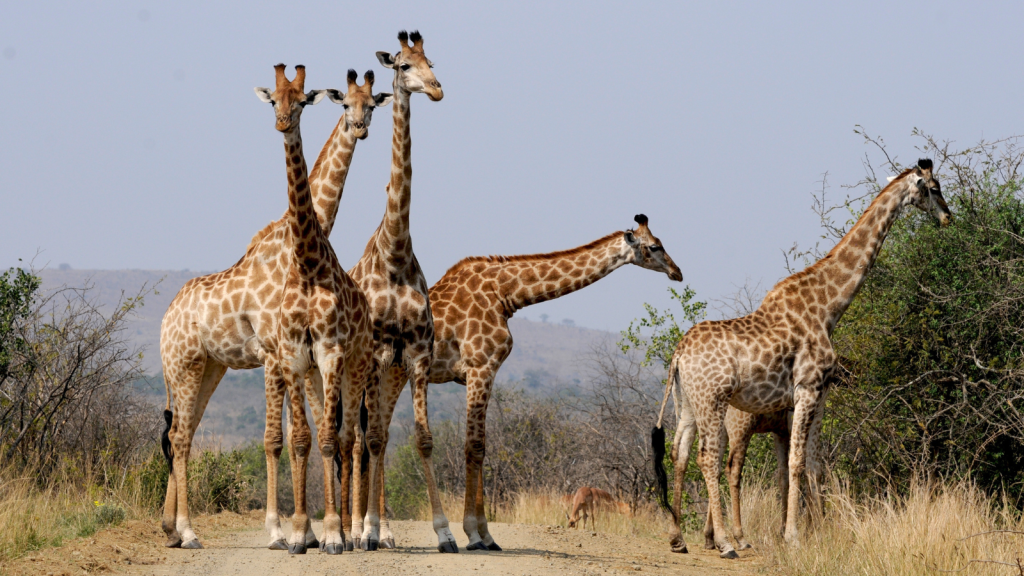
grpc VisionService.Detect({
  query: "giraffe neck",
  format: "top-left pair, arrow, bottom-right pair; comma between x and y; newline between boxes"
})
503,232 -> 632,312
307,117 -> 360,238
813,178 -> 914,332
367,83 -> 414,268
282,127 -> 322,275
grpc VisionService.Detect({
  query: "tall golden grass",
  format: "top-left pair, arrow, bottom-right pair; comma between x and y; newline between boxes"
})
419,479 -> 1024,575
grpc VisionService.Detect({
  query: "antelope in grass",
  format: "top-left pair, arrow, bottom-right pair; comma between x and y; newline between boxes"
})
564,487 -> 630,530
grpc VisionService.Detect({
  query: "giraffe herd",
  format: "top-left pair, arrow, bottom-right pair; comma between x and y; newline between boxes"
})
158,29 -> 953,561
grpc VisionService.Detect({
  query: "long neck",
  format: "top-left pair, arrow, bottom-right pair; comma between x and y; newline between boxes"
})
282,127 -> 321,275
503,232 -> 632,312
307,116 -> 360,238
814,179 -> 911,332
370,82 -> 413,267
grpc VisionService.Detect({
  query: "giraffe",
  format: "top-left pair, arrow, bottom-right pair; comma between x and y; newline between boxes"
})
252,63 -> 384,555
425,214 -> 682,550
657,159 -> 950,558
343,29 -> 452,553
158,64 -> 387,553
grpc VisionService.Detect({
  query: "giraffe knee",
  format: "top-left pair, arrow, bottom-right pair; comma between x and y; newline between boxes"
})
465,439 -> 485,464
416,433 -> 433,458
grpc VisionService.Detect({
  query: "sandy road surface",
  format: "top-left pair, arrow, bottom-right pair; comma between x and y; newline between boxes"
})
125,518 -> 762,576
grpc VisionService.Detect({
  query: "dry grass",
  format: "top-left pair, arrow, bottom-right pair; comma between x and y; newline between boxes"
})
740,478 -> 1024,575
0,465 -> 150,565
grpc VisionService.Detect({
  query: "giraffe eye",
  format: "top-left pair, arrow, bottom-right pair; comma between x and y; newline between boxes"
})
400,64 -> 411,71
650,246 -> 663,253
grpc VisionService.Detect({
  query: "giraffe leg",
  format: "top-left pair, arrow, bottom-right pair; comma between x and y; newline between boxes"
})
283,367 -> 313,555
172,359 -> 226,549
337,381 -> 362,553
785,373 -> 824,546
315,356 -> 345,555
805,399 -> 826,527
696,403 -> 737,559
161,411 -> 180,547
349,409 -> 367,550
463,368 -> 494,550
726,413 -> 756,551
669,385 -> 695,554
410,358 -> 458,553
360,358 -> 387,551
703,496 -> 715,550
370,366 -> 404,550
303,370 -> 328,550
263,358 -> 288,550
773,428 -> 791,537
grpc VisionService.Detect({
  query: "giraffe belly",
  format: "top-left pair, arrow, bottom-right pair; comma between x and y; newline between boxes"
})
729,382 -> 793,415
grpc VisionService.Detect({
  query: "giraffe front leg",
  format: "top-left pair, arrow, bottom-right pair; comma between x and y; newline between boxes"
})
785,379 -> 823,546
284,374 -> 313,555
350,412 -> 367,550
410,359 -> 458,553
773,429 -> 791,537
316,361 -> 345,555
263,360 -> 288,550
360,359 -> 388,551
696,404 -> 737,559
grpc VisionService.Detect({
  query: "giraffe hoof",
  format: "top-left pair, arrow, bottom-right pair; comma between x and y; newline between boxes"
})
486,542 -> 502,551
361,538 -> 379,551
704,540 -> 716,550
318,539 -> 325,552
322,543 -> 344,555
268,539 -> 288,551
344,540 -> 354,552
671,544 -> 688,554
719,548 -> 739,559
438,540 -> 459,553
181,539 -> 203,550
164,536 -> 183,548
380,537 -> 395,549
288,542 -> 307,555
465,541 -> 487,551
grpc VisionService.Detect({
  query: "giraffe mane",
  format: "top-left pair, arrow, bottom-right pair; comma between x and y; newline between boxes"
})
442,231 -> 622,275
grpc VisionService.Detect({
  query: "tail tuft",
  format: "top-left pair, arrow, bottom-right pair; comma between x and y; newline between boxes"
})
161,409 -> 174,473
651,425 -> 677,522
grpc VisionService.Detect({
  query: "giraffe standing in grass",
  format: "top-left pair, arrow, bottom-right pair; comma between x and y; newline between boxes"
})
657,159 -> 950,558
425,214 -> 682,550
159,65 -> 387,553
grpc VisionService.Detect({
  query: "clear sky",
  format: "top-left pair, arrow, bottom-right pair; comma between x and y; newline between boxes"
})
2,1 -> 1021,332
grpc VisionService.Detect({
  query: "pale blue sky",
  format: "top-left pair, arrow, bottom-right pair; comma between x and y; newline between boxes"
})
2,1 -> 1021,332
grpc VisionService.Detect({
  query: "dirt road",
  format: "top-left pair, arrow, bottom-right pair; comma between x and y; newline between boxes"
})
125,518 -> 762,576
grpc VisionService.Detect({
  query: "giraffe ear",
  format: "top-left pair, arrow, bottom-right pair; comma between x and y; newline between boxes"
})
374,92 -> 394,107
326,89 -> 346,104
377,51 -> 396,69
303,89 -> 328,106
254,87 -> 274,104
624,230 -> 637,246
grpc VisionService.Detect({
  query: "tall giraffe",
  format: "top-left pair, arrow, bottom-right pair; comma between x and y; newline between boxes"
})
253,63 -> 382,555
426,215 -> 682,550
158,65 -> 387,552
345,29 -> 451,553
659,159 -> 950,557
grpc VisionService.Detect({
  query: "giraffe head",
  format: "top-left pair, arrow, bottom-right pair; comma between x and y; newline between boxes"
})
625,214 -> 683,282
904,158 -> 952,226
376,30 -> 443,101
254,64 -> 328,132
325,69 -> 394,140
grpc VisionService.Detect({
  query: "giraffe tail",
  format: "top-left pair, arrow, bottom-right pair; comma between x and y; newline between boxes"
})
359,392 -> 370,472
333,389 -> 345,486
161,409 -> 174,473
652,366 -> 678,523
